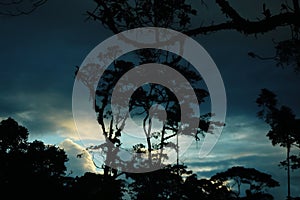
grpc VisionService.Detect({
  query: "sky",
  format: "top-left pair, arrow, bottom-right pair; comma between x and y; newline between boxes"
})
0,0 -> 300,199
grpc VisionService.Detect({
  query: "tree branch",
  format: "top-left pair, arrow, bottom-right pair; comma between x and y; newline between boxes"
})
185,12 -> 298,36
216,0 -> 245,23
185,0 -> 299,36
88,0 -> 120,33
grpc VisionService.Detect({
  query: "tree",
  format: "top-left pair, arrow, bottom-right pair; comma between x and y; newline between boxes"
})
256,88 -> 300,200
0,117 -> 128,198
0,117 -> 69,198
26,140 -> 68,178
0,117 -> 28,153
87,0 -> 300,72
76,50 -> 216,176
127,164 -> 192,200
94,53 -> 212,169
75,0 -> 225,176
68,172 -> 125,200
183,173 -> 234,200
210,166 -> 280,200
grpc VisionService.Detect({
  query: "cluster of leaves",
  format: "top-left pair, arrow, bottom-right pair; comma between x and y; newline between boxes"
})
256,88 -> 300,155
248,39 -> 300,73
275,39 -> 300,72
88,0 -> 197,32
211,166 -> 280,199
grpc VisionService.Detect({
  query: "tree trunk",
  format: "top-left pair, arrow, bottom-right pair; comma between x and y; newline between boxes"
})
158,125 -> 166,165
147,117 -> 153,168
287,144 -> 291,200
293,0 -> 299,14
104,117 -> 115,177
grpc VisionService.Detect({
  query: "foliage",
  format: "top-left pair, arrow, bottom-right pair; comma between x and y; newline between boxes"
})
183,174 -> 234,200
126,164 -> 191,200
211,166 -> 279,199
256,88 -> 300,162
87,0 -> 197,32
0,118 -> 69,197
256,88 -> 300,200
68,172 -> 125,200
0,117 -> 28,153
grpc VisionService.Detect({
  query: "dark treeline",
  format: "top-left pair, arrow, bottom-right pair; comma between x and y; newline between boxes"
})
0,117 -> 292,200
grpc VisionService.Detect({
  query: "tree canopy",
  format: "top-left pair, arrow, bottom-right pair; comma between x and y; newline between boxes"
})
211,166 -> 280,199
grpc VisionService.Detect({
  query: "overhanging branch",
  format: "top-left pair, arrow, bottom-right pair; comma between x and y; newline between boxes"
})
185,0 -> 299,36
185,12 -> 298,36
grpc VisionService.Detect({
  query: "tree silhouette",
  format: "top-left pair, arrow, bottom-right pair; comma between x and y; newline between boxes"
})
256,88 -> 300,200
0,117 -> 28,153
126,164 -> 192,200
0,117 -> 129,199
26,140 -> 67,178
75,0 -> 226,175
75,48 -> 218,176
183,173 -> 234,200
0,117 -> 70,198
211,166 -> 280,200
67,172 -> 125,200
110,53 -> 211,165
87,0 -> 300,72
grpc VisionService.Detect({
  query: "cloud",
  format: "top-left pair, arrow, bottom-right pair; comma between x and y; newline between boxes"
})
59,138 -> 98,177
0,0 -> 110,141
0,91 -> 81,139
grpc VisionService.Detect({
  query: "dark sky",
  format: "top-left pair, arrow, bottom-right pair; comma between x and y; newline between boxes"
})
1,0 -> 300,199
